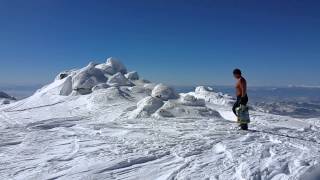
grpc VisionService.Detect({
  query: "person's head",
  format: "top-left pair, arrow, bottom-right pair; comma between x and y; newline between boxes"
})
233,68 -> 242,79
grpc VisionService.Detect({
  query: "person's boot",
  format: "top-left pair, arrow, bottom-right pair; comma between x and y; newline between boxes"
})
240,123 -> 248,130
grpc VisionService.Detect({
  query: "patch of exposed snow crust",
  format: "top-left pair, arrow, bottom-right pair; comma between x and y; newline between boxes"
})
0,57 -> 320,180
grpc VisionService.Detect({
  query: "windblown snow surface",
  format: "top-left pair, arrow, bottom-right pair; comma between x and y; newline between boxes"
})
1,58 -> 320,180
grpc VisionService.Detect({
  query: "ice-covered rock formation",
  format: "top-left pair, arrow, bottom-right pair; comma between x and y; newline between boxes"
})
92,83 -> 110,91
96,57 -> 127,75
129,89 -> 220,119
151,84 -> 178,101
153,94 -> 221,119
125,71 -> 139,80
180,94 -> 206,106
33,57 -> 140,96
23,58 -> 223,121
72,63 -> 107,95
88,87 -> 131,106
0,91 -> 16,105
129,96 -> 164,118
188,86 -> 234,106
107,72 -> 133,87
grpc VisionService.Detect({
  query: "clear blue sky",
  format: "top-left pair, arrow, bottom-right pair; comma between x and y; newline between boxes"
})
0,0 -> 319,86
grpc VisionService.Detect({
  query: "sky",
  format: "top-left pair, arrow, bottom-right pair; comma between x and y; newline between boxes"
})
0,0 -> 320,87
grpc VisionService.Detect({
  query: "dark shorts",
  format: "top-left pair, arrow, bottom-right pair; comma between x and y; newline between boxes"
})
232,94 -> 248,115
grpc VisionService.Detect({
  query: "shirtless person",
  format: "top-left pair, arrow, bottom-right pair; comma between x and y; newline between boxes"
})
232,69 -> 249,130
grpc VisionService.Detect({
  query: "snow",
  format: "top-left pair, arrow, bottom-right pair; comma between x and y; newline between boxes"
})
107,72 -> 133,87
154,98 -> 220,119
72,62 -> 107,95
92,83 -> 110,91
1,60 -> 320,180
125,71 -> 139,80
189,86 -> 234,106
151,83 -> 178,101
105,57 -> 127,74
180,94 -> 206,106
96,57 -> 127,75
59,76 -> 73,96
129,96 -> 164,118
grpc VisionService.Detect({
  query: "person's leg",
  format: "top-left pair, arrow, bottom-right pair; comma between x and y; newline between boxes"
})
240,123 -> 248,130
232,102 -> 238,115
243,95 -> 248,106
232,97 -> 240,115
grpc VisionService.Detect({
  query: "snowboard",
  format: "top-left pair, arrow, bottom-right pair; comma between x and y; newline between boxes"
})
236,105 -> 250,125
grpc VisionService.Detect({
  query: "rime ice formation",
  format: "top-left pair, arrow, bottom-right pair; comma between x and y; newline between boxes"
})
107,72 -> 133,87
151,83 -> 178,101
187,86 -> 234,106
125,71 -> 139,80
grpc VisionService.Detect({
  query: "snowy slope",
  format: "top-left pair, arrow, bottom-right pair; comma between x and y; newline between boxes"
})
0,58 -> 320,180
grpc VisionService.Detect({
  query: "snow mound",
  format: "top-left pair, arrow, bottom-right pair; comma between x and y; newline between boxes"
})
151,84 -> 178,101
153,94 -> 220,119
189,86 -> 234,106
59,76 -> 73,95
96,57 -> 127,75
35,74 -> 75,96
107,72 -> 133,87
30,57 -> 152,97
0,91 -> 16,105
88,87 -> 132,106
129,92 -> 218,119
129,96 -> 164,118
141,83 -> 156,95
179,94 -> 205,106
125,71 -> 139,80
154,99 -> 221,118
72,63 -> 107,95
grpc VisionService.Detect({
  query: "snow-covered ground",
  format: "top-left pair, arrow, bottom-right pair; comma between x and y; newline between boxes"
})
1,58 -> 320,180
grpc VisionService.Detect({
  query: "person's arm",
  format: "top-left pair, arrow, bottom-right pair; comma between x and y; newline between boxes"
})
241,78 -> 247,97
239,79 -> 247,105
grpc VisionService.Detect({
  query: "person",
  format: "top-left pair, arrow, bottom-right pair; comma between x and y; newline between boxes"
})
232,68 -> 249,130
